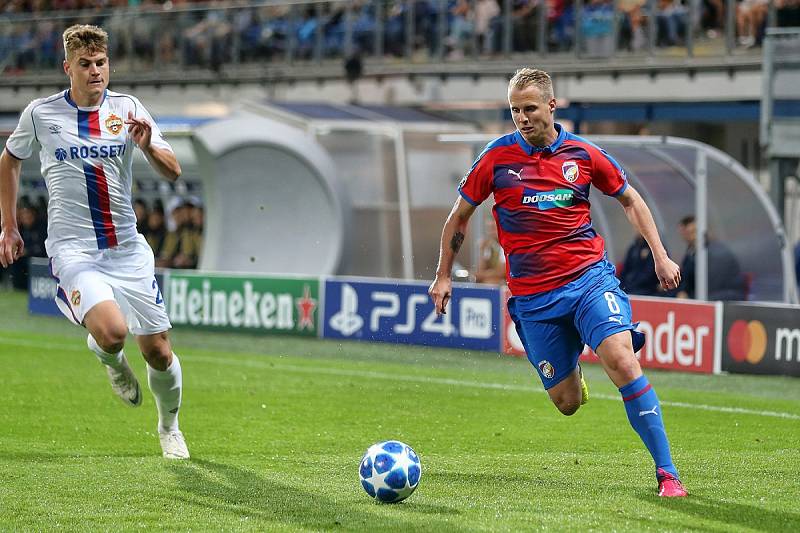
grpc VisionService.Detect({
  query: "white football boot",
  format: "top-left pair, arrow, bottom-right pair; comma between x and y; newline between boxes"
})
159,430 -> 190,460
88,335 -> 142,407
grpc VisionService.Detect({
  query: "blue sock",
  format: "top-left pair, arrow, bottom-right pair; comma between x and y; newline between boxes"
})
619,375 -> 679,479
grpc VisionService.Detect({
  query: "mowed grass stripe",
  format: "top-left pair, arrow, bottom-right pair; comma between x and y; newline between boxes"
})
3,334 -> 799,421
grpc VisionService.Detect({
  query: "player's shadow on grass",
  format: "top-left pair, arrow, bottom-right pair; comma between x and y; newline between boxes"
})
636,493 -> 800,532
168,459 -> 460,530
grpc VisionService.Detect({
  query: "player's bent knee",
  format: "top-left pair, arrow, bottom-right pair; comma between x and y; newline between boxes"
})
553,398 -> 581,416
605,353 -> 640,381
142,345 -> 172,371
549,390 -> 582,416
93,326 -> 127,353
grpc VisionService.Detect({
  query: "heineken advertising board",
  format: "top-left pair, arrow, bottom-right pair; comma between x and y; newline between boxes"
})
164,272 -> 319,336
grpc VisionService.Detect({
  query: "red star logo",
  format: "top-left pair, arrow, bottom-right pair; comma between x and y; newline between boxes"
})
296,284 -> 317,330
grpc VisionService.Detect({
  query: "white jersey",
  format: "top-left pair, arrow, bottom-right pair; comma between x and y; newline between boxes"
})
5,89 -> 173,256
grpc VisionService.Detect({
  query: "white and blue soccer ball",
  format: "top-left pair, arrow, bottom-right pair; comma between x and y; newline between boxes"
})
359,440 -> 422,503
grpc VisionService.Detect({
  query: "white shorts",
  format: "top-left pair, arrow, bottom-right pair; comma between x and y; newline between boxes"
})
49,234 -> 172,336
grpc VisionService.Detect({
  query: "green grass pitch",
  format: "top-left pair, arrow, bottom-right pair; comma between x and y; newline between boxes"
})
1,290 -> 799,531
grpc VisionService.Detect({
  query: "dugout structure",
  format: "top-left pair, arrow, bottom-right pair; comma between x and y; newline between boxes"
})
227,101 -> 480,281
157,103 -> 478,280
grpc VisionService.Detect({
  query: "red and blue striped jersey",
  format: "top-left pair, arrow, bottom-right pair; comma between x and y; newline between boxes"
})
458,123 -> 628,296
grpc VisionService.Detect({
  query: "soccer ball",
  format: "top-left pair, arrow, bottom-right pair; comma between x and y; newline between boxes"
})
359,440 -> 422,503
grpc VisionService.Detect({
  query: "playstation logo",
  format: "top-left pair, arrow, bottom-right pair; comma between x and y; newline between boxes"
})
329,283 -> 364,336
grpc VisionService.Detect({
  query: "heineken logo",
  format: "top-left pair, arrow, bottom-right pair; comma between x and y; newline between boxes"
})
167,275 -> 317,334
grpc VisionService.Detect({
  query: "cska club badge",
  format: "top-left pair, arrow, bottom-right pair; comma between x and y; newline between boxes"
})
105,113 -> 123,135
562,161 -> 579,183
71,290 -> 81,307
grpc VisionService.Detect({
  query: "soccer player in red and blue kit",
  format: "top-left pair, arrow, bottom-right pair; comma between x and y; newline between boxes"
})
428,67 -> 688,497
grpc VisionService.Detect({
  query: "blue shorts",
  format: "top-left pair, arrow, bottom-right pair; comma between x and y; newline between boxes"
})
507,259 -> 645,389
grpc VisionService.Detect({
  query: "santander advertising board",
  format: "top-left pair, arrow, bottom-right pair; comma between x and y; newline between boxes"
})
503,291 -> 718,374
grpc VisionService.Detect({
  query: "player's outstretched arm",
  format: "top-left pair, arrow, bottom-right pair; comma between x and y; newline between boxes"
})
615,185 -> 680,291
0,149 -> 25,267
125,112 -> 181,181
428,197 -> 476,315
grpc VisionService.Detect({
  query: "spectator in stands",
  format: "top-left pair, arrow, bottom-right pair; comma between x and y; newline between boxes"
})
548,0 -> 574,51
35,196 -> 48,220
474,0 -> 500,53
475,216 -> 505,285
701,0 -> 725,38
618,234 -> 662,296
674,215 -> 746,300
6,201 -> 46,290
158,197 -> 202,269
189,201 -> 204,238
344,49 -> 363,102
145,202 -> 168,260
447,0 -> 474,58
582,0 -> 615,56
182,6 -> 232,69
617,0 -> 645,51
133,198 -> 148,234
737,0 -> 768,47
488,0 -> 539,54
385,1 -> 408,56
413,0 -> 438,56
511,0 -> 539,53
656,0 -> 688,47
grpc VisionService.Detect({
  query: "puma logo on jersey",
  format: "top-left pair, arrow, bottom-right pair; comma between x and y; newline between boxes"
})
507,168 -> 523,180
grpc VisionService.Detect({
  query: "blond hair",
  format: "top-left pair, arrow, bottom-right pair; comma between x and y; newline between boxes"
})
63,24 -> 108,59
508,67 -> 554,102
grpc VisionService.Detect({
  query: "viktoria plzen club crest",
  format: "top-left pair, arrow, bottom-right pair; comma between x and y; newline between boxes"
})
538,360 -> 555,379
562,161 -> 579,182
105,114 -> 123,135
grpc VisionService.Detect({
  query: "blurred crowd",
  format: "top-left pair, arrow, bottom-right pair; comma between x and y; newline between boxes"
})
3,0 -> 800,74
0,195 -> 46,290
137,196 -> 204,269
0,195 -> 204,290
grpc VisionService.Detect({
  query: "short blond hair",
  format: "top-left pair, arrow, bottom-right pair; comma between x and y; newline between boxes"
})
508,67 -> 554,102
63,24 -> 108,59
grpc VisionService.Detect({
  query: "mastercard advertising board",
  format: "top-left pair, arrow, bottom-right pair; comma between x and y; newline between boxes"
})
502,288 -> 720,374
722,303 -> 800,377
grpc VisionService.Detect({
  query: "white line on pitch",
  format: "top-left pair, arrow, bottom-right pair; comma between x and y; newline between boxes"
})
184,355 -> 800,421
2,336 -> 799,421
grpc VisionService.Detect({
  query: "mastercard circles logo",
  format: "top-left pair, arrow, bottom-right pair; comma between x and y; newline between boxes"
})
727,320 -> 767,364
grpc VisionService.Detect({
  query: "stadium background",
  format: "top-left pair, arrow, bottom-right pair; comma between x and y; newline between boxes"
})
1,2 -> 800,530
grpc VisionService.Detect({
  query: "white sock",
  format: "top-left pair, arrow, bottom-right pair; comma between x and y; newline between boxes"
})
88,334 -> 124,369
147,353 -> 182,434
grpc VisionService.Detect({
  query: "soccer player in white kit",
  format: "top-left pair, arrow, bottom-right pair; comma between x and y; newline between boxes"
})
0,24 -> 189,459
